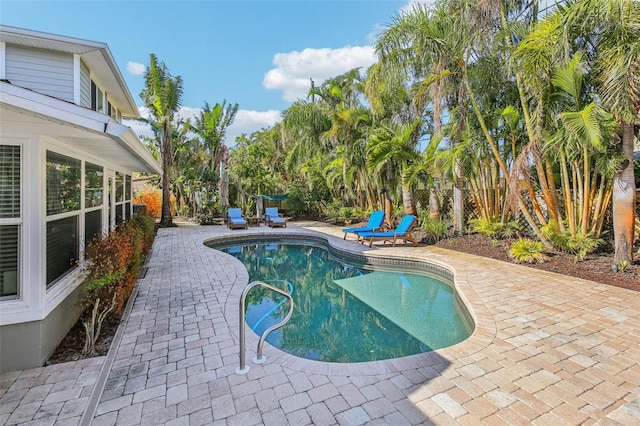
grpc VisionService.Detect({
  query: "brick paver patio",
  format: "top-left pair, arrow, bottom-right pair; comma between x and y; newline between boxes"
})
1,221 -> 638,425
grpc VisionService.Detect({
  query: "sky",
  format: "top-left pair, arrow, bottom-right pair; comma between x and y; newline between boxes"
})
0,0 -> 430,146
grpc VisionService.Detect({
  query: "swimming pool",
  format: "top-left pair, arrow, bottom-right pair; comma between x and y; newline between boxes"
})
209,239 -> 473,363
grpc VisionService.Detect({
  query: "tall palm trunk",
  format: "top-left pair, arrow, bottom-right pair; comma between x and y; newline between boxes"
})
401,160 -> 417,215
462,70 -> 551,247
160,123 -> 173,227
612,123 -> 637,265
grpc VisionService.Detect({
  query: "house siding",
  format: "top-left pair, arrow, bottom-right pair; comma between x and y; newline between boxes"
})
5,45 -> 74,103
0,285 -> 83,372
79,61 -> 91,108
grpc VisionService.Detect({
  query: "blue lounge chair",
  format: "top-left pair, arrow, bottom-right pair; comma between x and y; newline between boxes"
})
342,211 -> 385,240
358,214 -> 418,247
265,207 -> 286,228
227,208 -> 248,229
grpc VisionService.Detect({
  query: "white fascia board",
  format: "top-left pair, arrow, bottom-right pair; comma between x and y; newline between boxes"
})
106,120 -> 162,175
1,81 -> 108,133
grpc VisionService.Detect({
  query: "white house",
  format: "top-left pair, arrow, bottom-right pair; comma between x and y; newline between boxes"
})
0,25 -> 161,372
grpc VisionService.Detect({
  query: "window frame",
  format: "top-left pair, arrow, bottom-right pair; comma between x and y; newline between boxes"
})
0,143 -> 22,300
45,149 -> 82,289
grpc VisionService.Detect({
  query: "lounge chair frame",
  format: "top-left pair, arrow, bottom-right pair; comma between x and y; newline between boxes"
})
227,208 -> 248,230
358,215 -> 418,247
342,211 -> 385,241
265,207 -> 287,228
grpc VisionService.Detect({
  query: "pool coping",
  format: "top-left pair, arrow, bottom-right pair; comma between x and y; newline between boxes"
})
205,227 -> 496,377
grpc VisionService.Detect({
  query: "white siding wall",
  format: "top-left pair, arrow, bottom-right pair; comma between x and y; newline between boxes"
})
79,61 -> 91,108
5,45 -> 74,103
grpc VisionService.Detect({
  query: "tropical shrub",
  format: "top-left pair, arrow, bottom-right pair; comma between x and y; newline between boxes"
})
325,200 -> 345,224
469,218 -> 521,239
418,212 -> 451,244
81,214 -> 155,355
565,233 -> 603,263
540,219 -> 567,248
509,238 -> 549,264
133,190 -> 162,218
541,220 -> 603,262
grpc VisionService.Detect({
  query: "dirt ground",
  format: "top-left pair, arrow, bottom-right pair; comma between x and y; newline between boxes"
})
47,230 -> 638,366
432,233 -> 640,292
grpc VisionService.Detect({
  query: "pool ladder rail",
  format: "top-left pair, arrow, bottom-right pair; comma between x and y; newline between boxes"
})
236,280 -> 294,375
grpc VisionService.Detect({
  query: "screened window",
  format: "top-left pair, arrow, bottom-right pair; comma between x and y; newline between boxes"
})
115,172 -> 124,202
85,162 -> 103,207
0,225 -> 19,298
125,175 -> 132,201
47,151 -> 80,215
46,216 -> 78,288
0,145 -> 20,218
1,145 -> 21,299
116,206 -> 124,225
97,88 -> 104,113
85,209 -> 102,244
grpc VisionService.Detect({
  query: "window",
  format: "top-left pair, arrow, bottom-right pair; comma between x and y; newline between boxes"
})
46,151 -> 80,288
85,162 -> 103,207
47,151 -> 80,215
0,226 -> 19,298
0,145 -> 20,219
124,174 -> 132,221
125,175 -> 132,201
90,80 -> 105,114
85,162 -> 103,245
85,209 -> 102,245
115,172 -> 124,202
115,172 -> 126,225
46,217 -> 78,288
97,88 -> 104,113
0,144 -> 20,298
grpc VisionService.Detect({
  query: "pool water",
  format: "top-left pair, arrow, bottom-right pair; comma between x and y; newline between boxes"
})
218,242 -> 472,363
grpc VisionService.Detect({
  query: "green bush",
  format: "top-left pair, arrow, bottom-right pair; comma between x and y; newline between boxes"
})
469,217 -> 520,239
566,232 -> 603,263
418,213 -> 451,244
325,200 -> 344,224
81,214 -> 156,354
509,238 -> 549,264
540,220 -> 603,262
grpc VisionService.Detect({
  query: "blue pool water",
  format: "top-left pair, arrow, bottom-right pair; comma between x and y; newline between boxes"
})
212,241 -> 472,363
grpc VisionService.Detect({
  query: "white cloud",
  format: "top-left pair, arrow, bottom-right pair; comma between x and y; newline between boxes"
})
263,45 -> 377,102
401,0 -> 436,14
226,109 -> 281,145
127,61 -> 146,75
124,106 -> 280,148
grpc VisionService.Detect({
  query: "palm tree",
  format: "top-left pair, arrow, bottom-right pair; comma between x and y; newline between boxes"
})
366,119 -> 423,216
192,100 -> 239,174
560,0 -> 639,265
140,54 -> 183,227
522,0 -> 639,263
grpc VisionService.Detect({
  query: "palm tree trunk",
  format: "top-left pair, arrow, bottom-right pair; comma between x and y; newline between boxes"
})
463,72 -> 551,247
612,123 -> 636,265
160,123 -> 173,227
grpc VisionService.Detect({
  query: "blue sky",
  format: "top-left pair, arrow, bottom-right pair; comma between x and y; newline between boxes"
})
1,0 -> 429,145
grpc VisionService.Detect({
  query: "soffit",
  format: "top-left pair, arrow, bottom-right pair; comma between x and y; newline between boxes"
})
0,25 -> 140,118
0,84 -> 160,174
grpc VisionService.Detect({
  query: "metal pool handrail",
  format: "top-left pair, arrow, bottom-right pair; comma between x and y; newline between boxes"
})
236,280 -> 294,375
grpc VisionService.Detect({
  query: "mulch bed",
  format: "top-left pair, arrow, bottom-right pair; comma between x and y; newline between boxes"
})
46,314 -> 122,365
432,233 -> 639,292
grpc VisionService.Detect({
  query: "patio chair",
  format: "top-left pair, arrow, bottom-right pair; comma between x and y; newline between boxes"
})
265,207 -> 287,228
342,211 -> 385,241
227,208 -> 248,229
357,214 -> 418,247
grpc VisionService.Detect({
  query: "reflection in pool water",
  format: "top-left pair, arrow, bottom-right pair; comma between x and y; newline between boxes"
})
215,241 -> 472,363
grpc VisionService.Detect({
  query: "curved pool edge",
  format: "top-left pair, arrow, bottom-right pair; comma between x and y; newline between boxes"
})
205,227 -> 497,376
